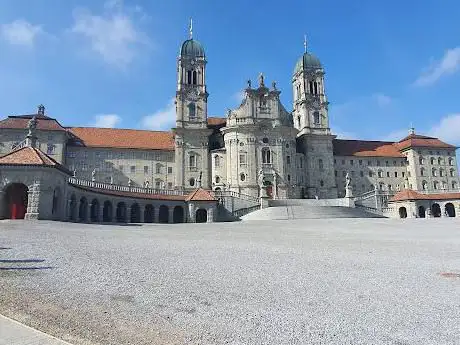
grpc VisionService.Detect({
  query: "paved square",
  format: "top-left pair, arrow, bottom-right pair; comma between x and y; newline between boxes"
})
1,219 -> 459,345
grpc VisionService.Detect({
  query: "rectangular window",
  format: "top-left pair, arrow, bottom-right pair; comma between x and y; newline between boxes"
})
189,155 -> 196,167
240,154 -> 247,165
394,172 -> 398,177
156,165 -> 161,174
351,171 -> 355,177
367,160 -> 371,166
286,156 -> 291,165
144,166 -> 148,174
359,160 -> 362,166
360,171 -> 364,177
402,172 -> 405,177
168,182 -> 173,189
47,144 -> 55,154
119,165 -> 123,172
130,165 -> 136,173
385,161 -> 389,166
393,160 -> 397,166
377,161 -> 380,166
350,160 -> 353,166
334,170 -> 338,177
342,171 -> 346,177
341,160 -> 345,165
386,171 -> 390,177
168,167 -> 173,174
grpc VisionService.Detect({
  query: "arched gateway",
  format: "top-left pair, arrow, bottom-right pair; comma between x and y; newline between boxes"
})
2,183 -> 28,219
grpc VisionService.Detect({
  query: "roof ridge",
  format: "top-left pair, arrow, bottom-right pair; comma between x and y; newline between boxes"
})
66,126 -> 173,134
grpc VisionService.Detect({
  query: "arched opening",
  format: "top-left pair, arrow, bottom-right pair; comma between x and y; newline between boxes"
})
103,201 -> 113,222
398,207 -> 407,219
90,198 -> 99,222
130,203 -> 141,223
196,208 -> 207,223
192,71 -> 197,85
262,148 -> 271,164
173,206 -> 184,223
264,180 -> 273,198
116,202 -> 127,223
445,203 -> 456,217
144,204 -> 154,223
2,183 -> 28,219
431,203 -> 441,218
418,205 -> 426,218
159,205 -> 169,223
78,197 -> 88,222
51,187 -> 61,218
69,194 -> 77,221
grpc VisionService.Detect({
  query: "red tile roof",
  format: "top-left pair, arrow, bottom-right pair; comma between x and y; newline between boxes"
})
0,146 -> 70,173
185,188 -> 217,201
68,127 -> 175,151
207,117 -> 226,127
390,189 -> 460,202
70,184 -> 187,201
0,114 -> 66,131
333,139 -> 404,158
395,133 -> 456,151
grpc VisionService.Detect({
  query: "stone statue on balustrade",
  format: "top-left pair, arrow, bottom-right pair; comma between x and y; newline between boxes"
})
258,169 -> 268,197
345,172 -> 353,198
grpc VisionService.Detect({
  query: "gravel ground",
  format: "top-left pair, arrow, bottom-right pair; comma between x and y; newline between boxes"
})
0,218 -> 459,345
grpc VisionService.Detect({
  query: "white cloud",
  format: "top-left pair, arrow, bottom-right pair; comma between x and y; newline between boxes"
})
414,47 -> 460,86
71,1 -> 149,68
92,114 -> 121,128
380,129 -> 410,142
428,113 -> 460,144
373,93 -> 391,107
0,19 -> 43,47
141,99 -> 175,130
331,127 -> 356,140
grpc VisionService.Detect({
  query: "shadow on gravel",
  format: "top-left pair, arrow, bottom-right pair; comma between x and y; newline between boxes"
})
97,223 -> 143,227
0,259 -> 46,263
0,266 -> 53,270
0,247 -> 12,250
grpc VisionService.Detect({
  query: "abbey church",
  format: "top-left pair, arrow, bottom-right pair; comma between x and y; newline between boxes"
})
0,30 -> 459,222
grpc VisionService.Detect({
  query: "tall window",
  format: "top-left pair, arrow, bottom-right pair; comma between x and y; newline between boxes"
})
419,156 -> 425,164
318,159 -> 324,170
440,168 -> 445,177
214,155 -> 220,167
422,181 -> 427,190
420,167 -> 425,176
313,111 -> 320,125
287,156 -> 291,165
450,168 -> 455,177
188,103 -> 196,118
262,148 -> 271,164
432,168 -> 437,177
192,71 -> 197,85
430,157 -> 435,165
187,71 -> 192,84
448,158 -> 454,166
189,154 -> 197,168
155,164 -> 162,174
438,157 -> 442,165
144,166 -> 148,174
433,181 -> 439,190
239,154 -> 247,166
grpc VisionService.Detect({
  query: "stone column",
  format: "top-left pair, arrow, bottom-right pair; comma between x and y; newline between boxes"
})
25,182 -> 40,220
168,207 -> 174,224
0,191 -> 5,219
154,207 -> 160,223
207,207 -> 214,223
126,206 -> 131,223
139,206 -> 144,223
188,203 -> 195,223
99,205 -> 105,222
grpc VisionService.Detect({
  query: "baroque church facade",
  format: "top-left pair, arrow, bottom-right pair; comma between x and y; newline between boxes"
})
1,32 -> 459,207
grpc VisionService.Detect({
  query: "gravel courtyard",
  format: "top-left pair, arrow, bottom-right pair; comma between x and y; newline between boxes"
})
0,219 -> 459,345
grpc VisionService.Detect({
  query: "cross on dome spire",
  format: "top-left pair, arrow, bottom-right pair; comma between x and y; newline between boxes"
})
189,18 -> 193,39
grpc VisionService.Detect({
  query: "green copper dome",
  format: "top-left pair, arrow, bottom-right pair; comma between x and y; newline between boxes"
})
180,39 -> 205,58
294,52 -> 322,74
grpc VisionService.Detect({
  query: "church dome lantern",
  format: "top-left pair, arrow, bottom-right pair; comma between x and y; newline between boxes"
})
293,36 -> 322,75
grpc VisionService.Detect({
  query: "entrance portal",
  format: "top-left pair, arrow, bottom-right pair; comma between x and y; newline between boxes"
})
196,208 -> 207,223
418,205 -> 426,218
431,203 -> 441,218
445,203 -> 456,217
2,183 -> 28,219
398,206 -> 407,219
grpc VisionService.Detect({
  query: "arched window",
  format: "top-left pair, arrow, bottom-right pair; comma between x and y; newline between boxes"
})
318,159 -> 324,170
188,103 -> 196,118
262,148 -> 271,164
448,158 -> 454,166
433,181 -> 439,190
420,167 -> 425,176
309,81 -> 313,94
440,168 -> 445,177
215,176 -> 220,184
313,111 -> 320,125
442,181 -> 447,190
438,157 -> 442,165
192,71 -> 197,85
419,156 -> 425,164
422,180 -> 427,190
187,70 -> 192,84
432,168 -> 437,176
240,173 -> 246,181
378,170 -> 383,178
430,157 -> 435,164
189,178 -> 195,187
297,116 -> 301,128
320,180 -> 324,187
214,155 -> 220,167
314,81 -> 318,95
452,181 -> 458,189
450,168 -> 455,177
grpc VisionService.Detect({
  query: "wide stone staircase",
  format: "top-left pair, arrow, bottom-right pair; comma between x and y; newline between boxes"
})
241,199 -> 386,221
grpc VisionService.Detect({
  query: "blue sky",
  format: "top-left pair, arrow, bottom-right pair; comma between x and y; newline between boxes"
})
1,0 -> 460,147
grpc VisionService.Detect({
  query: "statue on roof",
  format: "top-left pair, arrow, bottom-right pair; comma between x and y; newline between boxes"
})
272,80 -> 277,90
27,116 -> 37,134
37,104 -> 45,116
258,73 -> 265,87
247,79 -> 252,88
